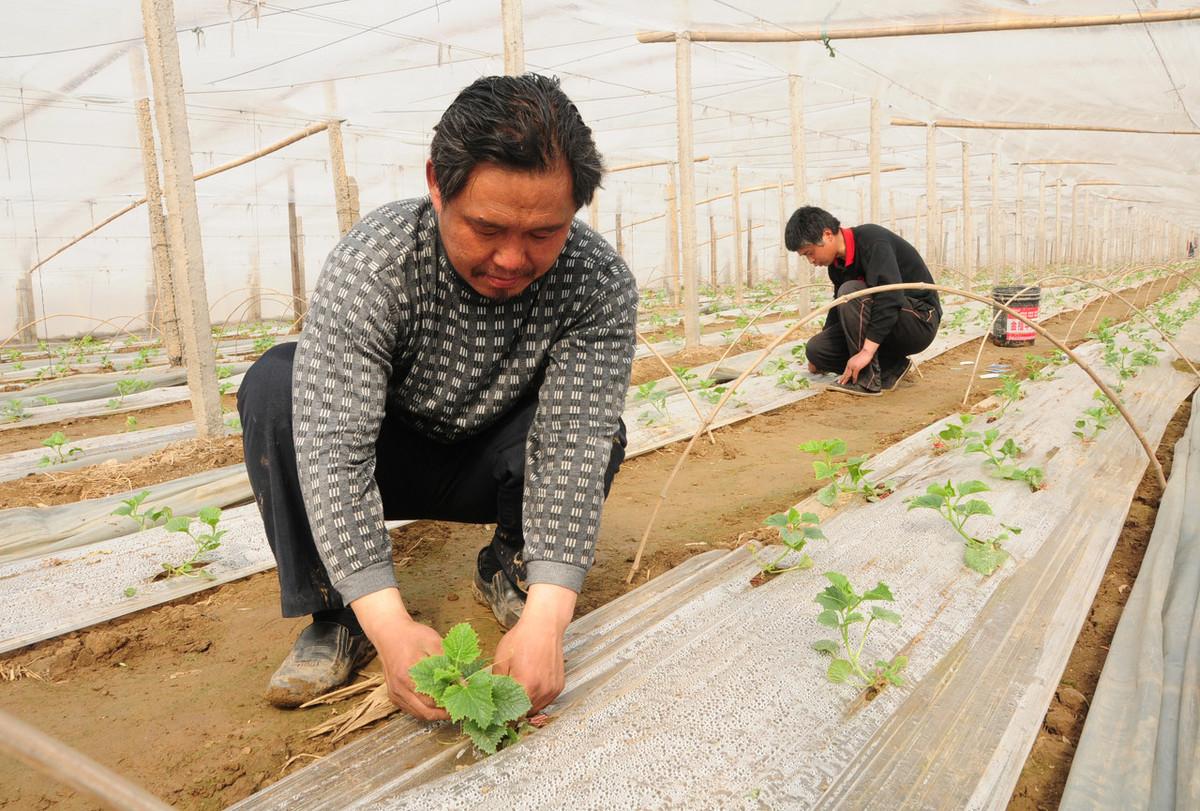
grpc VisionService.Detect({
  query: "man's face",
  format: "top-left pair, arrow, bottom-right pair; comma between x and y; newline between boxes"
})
796,228 -> 839,267
427,159 -> 576,301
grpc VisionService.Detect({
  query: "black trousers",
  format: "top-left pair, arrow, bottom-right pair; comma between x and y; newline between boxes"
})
237,343 -> 627,618
805,280 -> 940,389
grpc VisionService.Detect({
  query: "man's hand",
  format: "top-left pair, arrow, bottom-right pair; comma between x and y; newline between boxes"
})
493,583 -> 576,713
351,588 -> 449,722
839,339 -> 880,384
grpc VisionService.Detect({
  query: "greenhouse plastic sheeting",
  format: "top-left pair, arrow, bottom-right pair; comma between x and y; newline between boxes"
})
1060,389 -> 1200,810
0,360 -> 249,409
2,2 -> 1197,340
0,421 -> 206,482
230,303 -> 1200,809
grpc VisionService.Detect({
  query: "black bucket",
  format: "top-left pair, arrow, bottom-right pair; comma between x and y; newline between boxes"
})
989,286 -> 1040,347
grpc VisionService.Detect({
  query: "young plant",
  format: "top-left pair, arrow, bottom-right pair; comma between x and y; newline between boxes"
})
1073,390 -> 1119,442
34,395 -> 58,407
107,376 -> 150,409
217,365 -> 235,396
812,572 -> 906,690
774,369 -> 810,392
39,431 -> 82,467
2,399 -> 29,423
994,375 -> 1023,417
633,380 -> 669,425
962,427 -> 1043,489
409,622 -> 532,754
111,490 -> 173,531
124,415 -> 140,432
799,438 -> 892,506
252,334 -> 277,354
932,413 -> 979,454
160,506 -> 226,578
752,508 -> 825,575
672,365 -> 698,390
905,480 -> 1021,576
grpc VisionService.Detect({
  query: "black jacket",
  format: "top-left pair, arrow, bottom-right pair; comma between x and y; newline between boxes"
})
827,224 -> 941,343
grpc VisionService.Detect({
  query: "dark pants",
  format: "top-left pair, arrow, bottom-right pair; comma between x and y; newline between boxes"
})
237,343 -> 627,618
805,280 -> 940,390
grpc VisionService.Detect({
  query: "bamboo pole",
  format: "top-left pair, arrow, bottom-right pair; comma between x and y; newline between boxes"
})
892,116 -> 1200,136
328,120 -> 354,236
777,181 -> 789,284
1037,172 -> 1047,270
141,0 -> 221,437
134,96 -> 182,365
27,120 -> 332,277
709,214 -> 718,288
501,0 -> 525,74
746,213 -> 754,288
824,165 -> 904,182
1054,179 -> 1063,266
665,167 -> 680,306
789,75 -> 811,317
614,209 -> 623,257
637,9 -> 1200,43
609,156 -> 710,174
870,97 -> 881,222
990,153 -> 1000,281
731,166 -> 744,305
961,142 -> 972,284
676,37 -> 700,347
0,709 -> 172,811
589,192 -> 599,232
925,124 -> 936,262
1016,164 -> 1025,268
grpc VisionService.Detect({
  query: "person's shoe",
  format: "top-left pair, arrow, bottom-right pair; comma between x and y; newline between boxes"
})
881,359 -> 914,392
472,566 -> 526,630
265,621 -> 375,708
827,379 -> 883,397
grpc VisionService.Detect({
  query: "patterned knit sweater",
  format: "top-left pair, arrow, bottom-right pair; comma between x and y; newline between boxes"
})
292,197 -> 638,605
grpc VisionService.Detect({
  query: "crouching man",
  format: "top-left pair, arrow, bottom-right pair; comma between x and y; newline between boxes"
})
237,74 -> 637,721
785,206 -> 941,396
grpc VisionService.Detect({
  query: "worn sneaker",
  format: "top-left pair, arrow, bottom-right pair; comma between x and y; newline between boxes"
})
265,621 -> 376,708
827,380 -> 883,397
881,359 -> 914,392
472,566 -> 526,630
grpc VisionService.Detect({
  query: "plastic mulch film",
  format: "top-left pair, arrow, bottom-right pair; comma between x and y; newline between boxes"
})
1060,389 -> 1200,810
229,303 -> 1200,809
0,422 -> 207,482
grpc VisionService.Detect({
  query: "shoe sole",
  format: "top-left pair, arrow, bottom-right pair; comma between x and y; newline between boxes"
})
471,572 -> 522,630
828,384 -> 882,397
265,633 -> 377,709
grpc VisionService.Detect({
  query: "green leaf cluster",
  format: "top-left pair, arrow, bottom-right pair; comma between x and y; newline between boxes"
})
799,438 -> 892,506
409,623 -> 532,754
905,480 -> 1020,576
39,430 -> 82,467
812,572 -> 906,689
754,508 -> 825,574
160,506 -> 226,579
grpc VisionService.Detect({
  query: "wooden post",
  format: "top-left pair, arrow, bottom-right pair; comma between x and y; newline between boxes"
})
134,96 -> 182,365
615,207 -> 624,258
347,176 -> 361,225
777,182 -> 789,284
709,214 -> 718,289
731,166 -> 744,305
665,170 -> 680,306
870,97 -> 881,222
788,75 -> 810,316
1015,164 -> 1025,269
328,120 -> 354,236
15,276 -> 37,344
888,191 -> 897,233
925,123 -> 937,264
1053,179 -> 1062,266
1102,204 -> 1112,268
746,213 -> 754,288
915,194 -> 924,255
674,35 -> 701,348
1069,183 -> 1080,266
961,142 -> 972,285
1036,171 -> 1047,270
588,192 -> 599,233
287,174 -> 306,329
247,260 -> 262,323
501,0 -> 525,74
857,189 -> 865,225
141,0 -> 221,436
990,153 -> 1000,282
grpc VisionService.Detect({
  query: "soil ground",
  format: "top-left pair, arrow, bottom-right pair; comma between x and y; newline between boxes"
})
0,278 -> 1190,810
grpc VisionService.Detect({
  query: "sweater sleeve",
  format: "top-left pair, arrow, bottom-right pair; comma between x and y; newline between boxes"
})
520,262 -> 638,592
291,227 -> 404,606
861,241 -> 907,343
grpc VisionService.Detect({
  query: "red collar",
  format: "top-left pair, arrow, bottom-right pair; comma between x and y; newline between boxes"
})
840,227 -> 856,267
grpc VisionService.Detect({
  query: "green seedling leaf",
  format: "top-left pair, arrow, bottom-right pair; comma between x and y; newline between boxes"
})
870,606 -> 902,624
817,482 -> 839,507
956,480 -> 990,496
956,499 -> 994,519
490,674 -> 533,724
442,670 -> 496,726
165,516 -> 192,533
812,639 -> 840,656
816,609 -> 842,628
906,494 -> 944,511
827,659 -> 853,684
861,582 -> 894,602
409,654 -> 453,700
442,622 -> 481,668
964,541 -> 1009,576
462,718 -> 508,755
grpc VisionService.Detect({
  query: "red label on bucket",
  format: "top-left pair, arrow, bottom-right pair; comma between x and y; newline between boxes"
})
1006,305 -> 1039,341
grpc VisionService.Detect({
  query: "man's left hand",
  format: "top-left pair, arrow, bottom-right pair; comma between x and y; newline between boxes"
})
493,583 -> 576,713
840,349 -> 874,384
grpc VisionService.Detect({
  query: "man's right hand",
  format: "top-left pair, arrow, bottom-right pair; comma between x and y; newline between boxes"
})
351,588 -> 450,722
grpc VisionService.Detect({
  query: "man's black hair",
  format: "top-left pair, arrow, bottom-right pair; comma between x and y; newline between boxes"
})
784,206 -> 841,251
430,74 -> 603,210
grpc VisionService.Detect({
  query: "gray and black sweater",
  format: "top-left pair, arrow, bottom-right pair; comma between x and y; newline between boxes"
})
292,197 -> 638,605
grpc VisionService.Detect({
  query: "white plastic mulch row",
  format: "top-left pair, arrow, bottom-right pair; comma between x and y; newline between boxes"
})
1061,389 -> 1200,810
0,283 -> 1131,651
229,293 -> 1200,809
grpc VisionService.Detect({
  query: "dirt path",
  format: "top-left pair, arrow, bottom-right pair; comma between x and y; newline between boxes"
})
0,280 -> 1188,809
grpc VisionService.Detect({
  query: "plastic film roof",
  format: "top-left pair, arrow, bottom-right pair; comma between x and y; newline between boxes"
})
2,1 -> 1200,337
